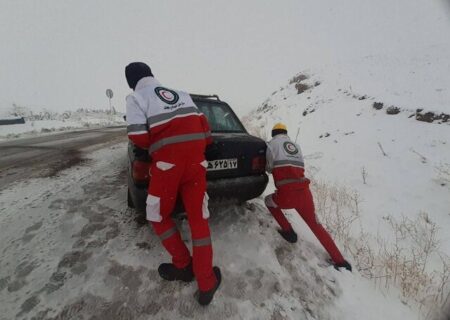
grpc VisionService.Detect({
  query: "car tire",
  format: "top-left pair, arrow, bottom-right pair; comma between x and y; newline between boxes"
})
127,188 -> 135,208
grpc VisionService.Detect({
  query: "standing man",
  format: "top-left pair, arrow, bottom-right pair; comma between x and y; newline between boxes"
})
264,123 -> 352,271
125,62 -> 221,305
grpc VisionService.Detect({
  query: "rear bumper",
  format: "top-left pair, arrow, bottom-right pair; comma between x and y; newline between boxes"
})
207,174 -> 268,205
129,173 -> 268,214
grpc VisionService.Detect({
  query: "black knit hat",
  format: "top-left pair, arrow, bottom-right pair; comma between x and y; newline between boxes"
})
271,128 -> 288,137
125,62 -> 153,90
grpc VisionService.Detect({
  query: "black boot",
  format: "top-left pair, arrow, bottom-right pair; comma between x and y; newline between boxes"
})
197,267 -> 222,306
278,228 -> 298,243
334,260 -> 352,272
158,262 -> 194,282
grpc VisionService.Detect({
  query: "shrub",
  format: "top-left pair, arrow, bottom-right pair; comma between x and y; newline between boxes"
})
310,179 -> 449,318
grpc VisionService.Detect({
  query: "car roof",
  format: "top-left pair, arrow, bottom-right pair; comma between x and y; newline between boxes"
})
190,94 -> 223,103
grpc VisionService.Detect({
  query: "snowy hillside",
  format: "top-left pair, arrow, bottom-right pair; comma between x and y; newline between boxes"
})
243,64 -> 450,318
0,105 -> 124,140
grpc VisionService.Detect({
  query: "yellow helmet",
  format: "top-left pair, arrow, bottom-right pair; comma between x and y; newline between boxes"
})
272,123 -> 287,131
271,123 -> 288,137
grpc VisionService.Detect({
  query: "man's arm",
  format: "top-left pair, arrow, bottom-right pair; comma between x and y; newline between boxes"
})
200,113 -> 213,145
126,95 -> 150,149
266,142 -> 274,173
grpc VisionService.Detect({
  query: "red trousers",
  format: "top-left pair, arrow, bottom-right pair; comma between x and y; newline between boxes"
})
265,186 -> 345,264
147,151 -> 216,291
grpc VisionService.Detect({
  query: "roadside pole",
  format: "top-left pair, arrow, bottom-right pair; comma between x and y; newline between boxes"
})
106,89 -> 114,122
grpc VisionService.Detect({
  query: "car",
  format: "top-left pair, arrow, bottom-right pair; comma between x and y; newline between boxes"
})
127,94 -> 268,214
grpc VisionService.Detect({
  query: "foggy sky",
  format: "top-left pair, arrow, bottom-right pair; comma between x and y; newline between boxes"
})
1,0 -> 449,116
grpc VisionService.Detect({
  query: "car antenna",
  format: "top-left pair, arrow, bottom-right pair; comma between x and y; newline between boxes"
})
295,126 -> 300,143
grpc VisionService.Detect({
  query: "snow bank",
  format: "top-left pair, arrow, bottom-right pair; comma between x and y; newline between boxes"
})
0,105 -> 124,140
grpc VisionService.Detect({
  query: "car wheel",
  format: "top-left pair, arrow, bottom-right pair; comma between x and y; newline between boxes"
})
127,188 -> 135,208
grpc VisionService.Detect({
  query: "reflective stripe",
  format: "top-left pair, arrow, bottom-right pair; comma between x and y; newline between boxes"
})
159,226 -> 177,241
128,131 -> 148,136
192,237 -> 211,247
275,177 -> 308,187
147,107 -> 200,128
149,132 -> 208,153
127,124 -> 148,134
205,131 -> 211,138
264,194 -> 278,208
273,159 -> 304,168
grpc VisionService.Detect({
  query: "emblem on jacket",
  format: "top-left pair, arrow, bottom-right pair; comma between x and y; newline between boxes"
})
155,87 -> 180,105
283,141 -> 298,155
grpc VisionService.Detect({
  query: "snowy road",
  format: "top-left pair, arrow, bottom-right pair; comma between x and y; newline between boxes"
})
0,136 -> 418,320
0,126 -> 126,190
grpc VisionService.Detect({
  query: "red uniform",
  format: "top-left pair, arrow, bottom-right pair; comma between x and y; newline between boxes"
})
265,134 -> 345,264
126,76 -> 216,291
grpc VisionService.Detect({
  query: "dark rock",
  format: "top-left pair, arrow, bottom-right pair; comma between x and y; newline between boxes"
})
415,110 -> 449,123
416,111 -> 435,123
295,83 -> 310,94
373,102 -> 384,110
289,74 -> 308,84
386,106 -> 401,115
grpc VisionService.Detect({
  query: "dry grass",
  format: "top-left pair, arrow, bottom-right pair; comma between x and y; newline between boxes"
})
310,179 -> 450,319
435,162 -> 450,186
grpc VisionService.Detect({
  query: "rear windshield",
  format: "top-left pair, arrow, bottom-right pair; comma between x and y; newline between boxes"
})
195,101 -> 246,133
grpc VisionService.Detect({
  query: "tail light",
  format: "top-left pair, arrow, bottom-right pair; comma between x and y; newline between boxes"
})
252,155 -> 266,173
132,160 -> 149,183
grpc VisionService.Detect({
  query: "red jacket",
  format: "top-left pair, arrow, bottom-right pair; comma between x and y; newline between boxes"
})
126,77 -> 212,158
266,134 -> 309,190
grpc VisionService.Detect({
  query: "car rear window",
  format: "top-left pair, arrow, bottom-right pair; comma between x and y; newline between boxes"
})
195,101 -> 246,133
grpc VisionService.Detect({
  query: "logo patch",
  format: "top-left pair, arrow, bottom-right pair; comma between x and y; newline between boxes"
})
283,141 -> 299,155
155,87 -> 179,105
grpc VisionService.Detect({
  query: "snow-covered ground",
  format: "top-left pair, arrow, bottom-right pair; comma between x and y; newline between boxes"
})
243,62 -> 450,318
1,0 -> 449,317
0,106 -> 124,140
0,141 -> 419,320
238,1 -> 450,316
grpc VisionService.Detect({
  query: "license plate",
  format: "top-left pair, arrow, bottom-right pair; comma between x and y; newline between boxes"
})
207,158 -> 238,171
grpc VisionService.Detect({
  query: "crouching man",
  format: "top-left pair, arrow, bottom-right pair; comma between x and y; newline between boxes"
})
125,62 -> 221,305
264,123 -> 351,271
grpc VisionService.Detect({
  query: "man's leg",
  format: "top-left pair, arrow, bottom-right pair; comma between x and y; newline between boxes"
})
295,188 -> 345,264
180,161 -> 216,292
265,193 -> 298,243
148,161 -> 191,270
264,194 -> 292,231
